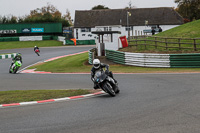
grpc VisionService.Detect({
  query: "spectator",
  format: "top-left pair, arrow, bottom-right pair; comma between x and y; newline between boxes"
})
151,27 -> 155,35
159,27 -> 162,32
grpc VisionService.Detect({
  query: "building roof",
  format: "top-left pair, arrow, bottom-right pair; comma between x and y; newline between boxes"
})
74,7 -> 184,28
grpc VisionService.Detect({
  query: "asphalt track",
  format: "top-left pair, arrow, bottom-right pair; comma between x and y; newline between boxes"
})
1,46 -> 200,133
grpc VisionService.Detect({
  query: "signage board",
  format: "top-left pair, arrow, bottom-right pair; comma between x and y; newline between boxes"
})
22,28 -> 31,33
31,28 -> 44,33
0,30 -> 17,34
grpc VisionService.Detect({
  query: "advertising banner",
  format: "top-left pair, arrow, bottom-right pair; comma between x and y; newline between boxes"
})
0,30 -> 17,34
22,28 -> 31,33
31,28 -> 44,33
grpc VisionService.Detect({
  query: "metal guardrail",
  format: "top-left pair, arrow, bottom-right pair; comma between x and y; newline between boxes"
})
88,48 -> 97,64
170,53 -> 200,68
105,50 -> 125,64
0,53 -> 17,59
125,52 -> 170,67
105,50 -> 200,68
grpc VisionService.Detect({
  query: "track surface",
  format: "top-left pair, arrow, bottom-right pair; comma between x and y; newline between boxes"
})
1,46 -> 200,133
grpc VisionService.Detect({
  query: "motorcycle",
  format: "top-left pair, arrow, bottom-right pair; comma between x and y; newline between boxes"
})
93,70 -> 120,97
35,49 -> 40,56
9,60 -> 22,74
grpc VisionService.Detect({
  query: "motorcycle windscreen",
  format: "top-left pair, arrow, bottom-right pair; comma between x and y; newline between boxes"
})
94,71 -> 106,82
16,61 -> 22,66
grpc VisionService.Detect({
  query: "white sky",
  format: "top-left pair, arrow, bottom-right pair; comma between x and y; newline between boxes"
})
0,0 -> 177,20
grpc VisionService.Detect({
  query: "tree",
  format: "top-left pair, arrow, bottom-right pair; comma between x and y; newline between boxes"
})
19,3 -> 71,26
91,5 -> 109,10
10,16 -> 17,24
175,0 -> 200,21
0,3 -> 72,27
63,9 -> 73,25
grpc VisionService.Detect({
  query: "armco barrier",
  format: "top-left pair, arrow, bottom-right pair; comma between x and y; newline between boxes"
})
0,36 -> 96,45
105,50 -> 125,64
88,48 -> 97,64
0,37 -> 19,42
105,50 -> 200,68
125,52 -> 170,67
66,40 -> 95,45
0,53 -> 17,59
170,53 -> 200,68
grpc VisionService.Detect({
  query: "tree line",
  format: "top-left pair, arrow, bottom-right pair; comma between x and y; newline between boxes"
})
0,3 -> 72,27
1,1 -> 199,26
175,0 -> 200,22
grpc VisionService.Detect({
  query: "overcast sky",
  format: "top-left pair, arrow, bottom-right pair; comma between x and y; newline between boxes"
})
0,0 -> 177,20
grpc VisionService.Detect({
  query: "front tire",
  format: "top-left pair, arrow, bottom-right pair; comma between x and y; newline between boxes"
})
104,82 -> 116,97
115,85 -> 120,94
13,67 -> 19,74
36,52 -> 40,56
9,66 -> 12,73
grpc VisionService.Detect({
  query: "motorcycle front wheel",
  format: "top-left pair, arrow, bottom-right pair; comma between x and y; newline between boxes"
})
9,66 -> 12,73
36,52 -> 40,56
103,81 -> 116,97
13,66 -> 19,74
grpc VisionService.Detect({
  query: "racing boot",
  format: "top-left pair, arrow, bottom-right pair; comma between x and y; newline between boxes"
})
93,83 -> 99,89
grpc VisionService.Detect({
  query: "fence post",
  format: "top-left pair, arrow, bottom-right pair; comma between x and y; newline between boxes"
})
155,37 -> 157,49
135,37 -> 138,49
144,37 -> 146,49
194,39 -> 197,51
178,38 -> 181,50
165,38 -> 168,50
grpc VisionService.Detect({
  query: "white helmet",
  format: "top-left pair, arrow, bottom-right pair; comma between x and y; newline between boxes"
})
93,59 -> 100,69
35,46 -> 37,47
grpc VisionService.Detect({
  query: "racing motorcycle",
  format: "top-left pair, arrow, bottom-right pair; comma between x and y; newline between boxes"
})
35,49 -> 40,56
93,70 -> 120,97
9,60 -> 22,74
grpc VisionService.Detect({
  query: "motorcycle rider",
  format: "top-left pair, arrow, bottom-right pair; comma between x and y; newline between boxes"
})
34,46 -> 39,52
11,53 -> 22,69
91,59 -> 118,90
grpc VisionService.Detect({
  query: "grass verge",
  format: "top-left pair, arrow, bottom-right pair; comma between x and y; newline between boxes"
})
0,40 -> 63,50
0,89 -> 93,104
28,52 -> 200,73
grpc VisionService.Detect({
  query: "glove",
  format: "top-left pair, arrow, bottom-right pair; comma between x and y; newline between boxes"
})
105,70 -> 109,75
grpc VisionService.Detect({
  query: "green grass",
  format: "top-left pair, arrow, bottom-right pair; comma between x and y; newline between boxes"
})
156,19 -> 200,38
28,52 -> 200,73
123,19 -> 200,53
29,52 -> 92,73
0,40 -> 63,50
0,89 -> 91,104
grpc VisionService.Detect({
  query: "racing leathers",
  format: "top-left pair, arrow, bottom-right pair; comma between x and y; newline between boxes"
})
91,63 -> 116,89
34,46 -> 39,52
11,54 -> 22,69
